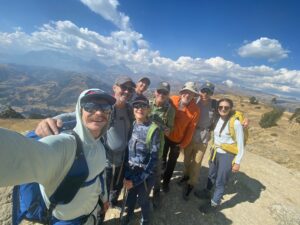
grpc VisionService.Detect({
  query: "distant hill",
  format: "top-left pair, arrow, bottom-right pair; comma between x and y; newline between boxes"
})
0,64 -> 114,116
1,63 -> 299,117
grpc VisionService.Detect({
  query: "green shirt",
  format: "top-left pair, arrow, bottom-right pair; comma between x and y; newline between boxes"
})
149,99 -> 176,132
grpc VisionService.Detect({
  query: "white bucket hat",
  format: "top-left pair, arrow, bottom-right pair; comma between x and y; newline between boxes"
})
179,81 -> 199,95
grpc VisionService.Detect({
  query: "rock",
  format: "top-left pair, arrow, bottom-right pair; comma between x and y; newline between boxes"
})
0,105 -> 24,119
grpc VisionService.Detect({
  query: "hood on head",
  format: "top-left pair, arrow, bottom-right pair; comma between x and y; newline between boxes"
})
74,88 -> 115,145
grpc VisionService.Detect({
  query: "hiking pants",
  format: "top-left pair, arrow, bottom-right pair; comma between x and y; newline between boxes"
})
162,137 -> 180,185
153,159 -> 162,194
126,175 -> 155,223
183,142 -> 207,186
106,164 -> 125,205
207,152 -> 235,205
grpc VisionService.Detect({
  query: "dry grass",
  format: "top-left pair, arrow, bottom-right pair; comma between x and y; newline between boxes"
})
0,119 -> 41,133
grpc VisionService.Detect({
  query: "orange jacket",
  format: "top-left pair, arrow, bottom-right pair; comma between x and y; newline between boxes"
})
167,95 -> 200,148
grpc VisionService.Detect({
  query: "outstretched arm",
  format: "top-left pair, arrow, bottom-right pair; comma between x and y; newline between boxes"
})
0,128 -> 75,189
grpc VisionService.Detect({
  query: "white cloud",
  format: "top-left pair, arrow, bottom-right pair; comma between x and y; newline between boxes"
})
0,21 -> 299,99
223,80 -> 234,87
238,37 -> 289,62
80,0 -> 131,30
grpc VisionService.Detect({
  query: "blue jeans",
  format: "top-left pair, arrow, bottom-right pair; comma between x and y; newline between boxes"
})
126,175 -> 155,223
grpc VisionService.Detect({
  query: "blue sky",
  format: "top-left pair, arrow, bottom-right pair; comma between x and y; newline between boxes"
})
0,0 -> 299,98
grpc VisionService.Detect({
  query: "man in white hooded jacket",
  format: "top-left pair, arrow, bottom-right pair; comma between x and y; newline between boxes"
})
0,88 -> 115,224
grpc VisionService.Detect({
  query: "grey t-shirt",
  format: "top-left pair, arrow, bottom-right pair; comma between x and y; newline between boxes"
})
55,107 -> 132,167
192,99 -> 215,144
106,107 -> 131,166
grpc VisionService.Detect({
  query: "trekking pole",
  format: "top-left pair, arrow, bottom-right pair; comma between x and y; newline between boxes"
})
119,187 -> 128,225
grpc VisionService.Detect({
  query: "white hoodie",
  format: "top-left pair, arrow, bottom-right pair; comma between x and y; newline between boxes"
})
0,89 -> 108,221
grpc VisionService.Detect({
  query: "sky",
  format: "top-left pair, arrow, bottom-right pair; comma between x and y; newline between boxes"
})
0,0 -> 299,99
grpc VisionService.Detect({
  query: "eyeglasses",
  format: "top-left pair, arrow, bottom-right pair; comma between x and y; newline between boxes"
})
218,106 -> 230,111
120,85 -> 134,93
133,103 -> 149,109
157,90 -> 169,96
201,88 -> 213,95
82,102 -> 112,114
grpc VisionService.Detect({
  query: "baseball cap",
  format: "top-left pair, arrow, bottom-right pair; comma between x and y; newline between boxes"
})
115,76 -> 136,88
156,81 -> 170,93
131,95 -> 149,106
137,77 -> 151,86
81,89 -> 116,106
200,81 -> 215,94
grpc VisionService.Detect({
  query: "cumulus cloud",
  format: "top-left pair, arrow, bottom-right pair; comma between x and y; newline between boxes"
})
238,37 -> 289,62
0,21 -> 299,99
80,0 -> 131,30
223,80 -> 234,87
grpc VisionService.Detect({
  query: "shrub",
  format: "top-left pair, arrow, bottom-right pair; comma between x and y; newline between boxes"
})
259,108 -> 284,128
271,97 -> 277,104
249,96 -> 259,104
289,108 -> 300,124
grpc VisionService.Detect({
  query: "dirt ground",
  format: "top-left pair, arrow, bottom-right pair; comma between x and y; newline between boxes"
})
1,95 -> 300,225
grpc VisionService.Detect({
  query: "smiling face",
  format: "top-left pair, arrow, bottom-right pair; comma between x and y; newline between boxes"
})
113,81 -> 134,104
154,89 -> 169,106
135,80 -> 149,94
218,100 -> 232,119
81,99 -> 111,138
133,102 -> 150,123
199,88 -> 213,103
180,90 -> 196,105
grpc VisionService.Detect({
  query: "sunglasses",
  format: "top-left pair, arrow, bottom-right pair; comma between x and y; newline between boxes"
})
120,84 -> 134,93
157,90 -> 169,95
82,102 -> 112,114
201,88 -> 213,95
218,106 -> 230,111
133,103 -> 149,109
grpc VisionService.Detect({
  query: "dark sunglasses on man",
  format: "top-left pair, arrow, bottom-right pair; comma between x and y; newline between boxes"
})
132,103 -> 149,109
201,88 -> 213,95
82,102 -> 112,114
120,84 -> 134,93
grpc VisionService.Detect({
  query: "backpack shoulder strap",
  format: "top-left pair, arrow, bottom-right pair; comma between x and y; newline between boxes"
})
228,116 -> 237,142
49,131 -> 88,204
211,99 -> 218,111
162,102 -> 171,124
146,123 -> 159,149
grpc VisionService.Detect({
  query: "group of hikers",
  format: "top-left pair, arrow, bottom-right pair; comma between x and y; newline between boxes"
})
0,75 -> 248,225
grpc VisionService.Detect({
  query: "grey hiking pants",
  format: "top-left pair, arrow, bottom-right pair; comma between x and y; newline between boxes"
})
207,152 -> 235,205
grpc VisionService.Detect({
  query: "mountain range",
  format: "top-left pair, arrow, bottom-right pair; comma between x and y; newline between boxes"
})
0,60 -> 299,117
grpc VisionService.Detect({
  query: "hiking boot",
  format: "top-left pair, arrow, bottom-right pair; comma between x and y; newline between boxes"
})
120,216 -> 131,225
177,175 -> 189,186
194,188 -> 211,200
198,200 -> 218,214
162,182 -> 170,193
152,191 -> 161,209
182,184 -> 193,201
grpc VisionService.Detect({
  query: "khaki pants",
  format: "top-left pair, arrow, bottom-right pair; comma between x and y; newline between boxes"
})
183,141 -> 207,186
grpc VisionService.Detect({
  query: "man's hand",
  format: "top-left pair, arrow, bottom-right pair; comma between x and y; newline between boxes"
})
35,118 -> 63,137
232,163 -> 240,173
102,201 -> 109,213
242,118 -> 250,128
163,127 -> 170,136
123,179 -> 133,190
